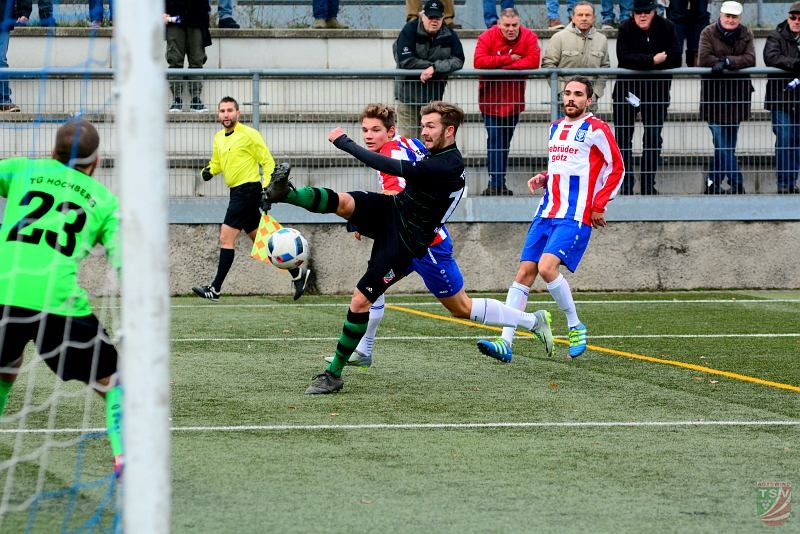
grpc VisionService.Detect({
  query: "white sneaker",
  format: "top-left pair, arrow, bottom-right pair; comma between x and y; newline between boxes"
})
324,350 -> 372,368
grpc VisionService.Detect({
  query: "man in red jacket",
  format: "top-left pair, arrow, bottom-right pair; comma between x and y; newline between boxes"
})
474,7 -> 540,196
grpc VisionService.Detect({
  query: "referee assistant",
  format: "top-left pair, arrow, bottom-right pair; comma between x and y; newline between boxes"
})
192,96 -> 311,301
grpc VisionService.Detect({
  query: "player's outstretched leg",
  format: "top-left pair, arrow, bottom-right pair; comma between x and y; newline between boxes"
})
568,322 -> 587,359
263,162 -> 293,202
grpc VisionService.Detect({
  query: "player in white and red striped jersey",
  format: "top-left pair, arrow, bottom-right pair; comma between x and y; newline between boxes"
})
478,76 -> 625,363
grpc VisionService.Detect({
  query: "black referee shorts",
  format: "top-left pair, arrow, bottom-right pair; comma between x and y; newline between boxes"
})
224,181 -> 262,234
0,305 -> 118,384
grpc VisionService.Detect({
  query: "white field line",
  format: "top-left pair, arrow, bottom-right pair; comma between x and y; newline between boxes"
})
2,420 -> 799,435
172,333 -> 800,342
168,298 -> 800,309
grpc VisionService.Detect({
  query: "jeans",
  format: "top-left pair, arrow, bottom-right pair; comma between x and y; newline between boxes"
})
707,123 -> 744,191
601,0 -> 632,23
313,0 -> 340,19
483,0 -> 515,27
484,114 -> 520,189
546,0 -> 577,20
612,101 -> 668,194
89,0 -> 113,23
218,0 -> 234,20
771,109 -> 800,191
0,29 -> 10,103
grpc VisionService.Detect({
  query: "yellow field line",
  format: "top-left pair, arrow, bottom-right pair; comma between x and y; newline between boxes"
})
386,304 -> 800,394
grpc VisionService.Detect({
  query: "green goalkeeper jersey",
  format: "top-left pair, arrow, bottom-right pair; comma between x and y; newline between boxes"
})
0,157 -> 120,316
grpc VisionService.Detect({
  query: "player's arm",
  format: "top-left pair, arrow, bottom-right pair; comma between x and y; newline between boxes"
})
97,198 -> 123,272
330,131 -> 403,176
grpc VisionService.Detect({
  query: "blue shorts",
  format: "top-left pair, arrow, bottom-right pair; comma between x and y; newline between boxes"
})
406,228 -> 464,298
520,218 -> 592,273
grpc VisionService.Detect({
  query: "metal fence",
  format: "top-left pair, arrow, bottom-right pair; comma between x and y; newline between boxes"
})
1,66 -> 796,197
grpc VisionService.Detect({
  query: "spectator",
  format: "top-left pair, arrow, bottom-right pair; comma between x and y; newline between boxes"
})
89,0 -> 113,28
474,7 -> 540,196
542,2 -> 610,111
483,0 -> 514,28
313,0 -> 348,29
393,0 -> 464,138
764,1 -> 800,194
17,0 -> 55,26
406,0 -> 460,29
601,0 -> 632,28
698,0 -> 754,195
217,0 -> 239,29
547,0 -> 577,29
1,0 -> 21,112
165,0 -> 212,113
667,0 -> 710,66
612,0 -> 680,195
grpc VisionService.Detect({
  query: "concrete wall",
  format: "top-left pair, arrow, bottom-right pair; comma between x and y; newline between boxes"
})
76,220 -> 800,295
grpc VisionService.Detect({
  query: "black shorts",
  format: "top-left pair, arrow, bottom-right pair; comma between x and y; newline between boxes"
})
0,305 -> 118,384
348,191 -> 416,303
224,181 -> 262,234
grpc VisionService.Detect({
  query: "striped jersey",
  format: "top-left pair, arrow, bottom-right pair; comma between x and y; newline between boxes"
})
535,113 -> 624,226
378,135 -> 447,246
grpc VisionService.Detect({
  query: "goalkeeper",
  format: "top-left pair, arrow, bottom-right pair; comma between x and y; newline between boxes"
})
0,118 -> 124,476
192,96 -> 310,302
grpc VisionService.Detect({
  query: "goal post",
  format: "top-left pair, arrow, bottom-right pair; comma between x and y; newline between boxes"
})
116,1 -> 172,532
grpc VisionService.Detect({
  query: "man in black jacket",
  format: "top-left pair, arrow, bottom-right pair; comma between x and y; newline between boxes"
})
612,0 -> 680,195
393,0 -> 464,138
164,0 -> 212,113
764,1 -> 800,194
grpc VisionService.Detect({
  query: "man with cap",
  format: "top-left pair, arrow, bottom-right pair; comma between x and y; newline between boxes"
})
611,0 -> 680,195
697,0 -> 754,194
406,0 -> 461,29
763,1 -> 800,194
394,0 -> 465,139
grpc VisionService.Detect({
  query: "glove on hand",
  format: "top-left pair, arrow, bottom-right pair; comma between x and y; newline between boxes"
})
260,189 -> 272,213
711,60 -> 727,74
201,166 -> 213,181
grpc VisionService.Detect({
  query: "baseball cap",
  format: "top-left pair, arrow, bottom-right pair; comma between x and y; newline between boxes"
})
789,1 -> 800,14
423,0 -> 444,18
720,1 -> 743,16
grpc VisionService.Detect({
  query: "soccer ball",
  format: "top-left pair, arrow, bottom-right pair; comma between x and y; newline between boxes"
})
267,228 -> 309,270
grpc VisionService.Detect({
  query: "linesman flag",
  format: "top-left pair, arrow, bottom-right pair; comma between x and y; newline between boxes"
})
250,213 -> 283,264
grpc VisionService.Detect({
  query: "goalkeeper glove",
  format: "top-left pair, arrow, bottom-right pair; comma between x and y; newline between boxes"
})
201,166 -> 213,181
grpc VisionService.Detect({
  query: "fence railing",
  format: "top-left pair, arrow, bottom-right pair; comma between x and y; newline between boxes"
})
1,66 -> 798,199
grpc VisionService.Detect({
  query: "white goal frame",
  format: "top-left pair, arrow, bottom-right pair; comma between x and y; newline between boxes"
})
116,1 -> 171,532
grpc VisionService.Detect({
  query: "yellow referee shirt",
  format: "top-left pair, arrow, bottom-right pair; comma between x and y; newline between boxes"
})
208,122 -> 276,188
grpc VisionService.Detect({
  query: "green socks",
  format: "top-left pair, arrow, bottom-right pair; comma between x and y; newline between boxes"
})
286,187 -> 339,213
105,384 -> 123,458
326,309 -> 369,376
0,379 -> 13,416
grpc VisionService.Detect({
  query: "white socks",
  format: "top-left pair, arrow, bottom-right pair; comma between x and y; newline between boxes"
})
470,297 -> 535,330
547,273 -> 579,327
354,294 -> 385,356
500,282 -> 530,346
